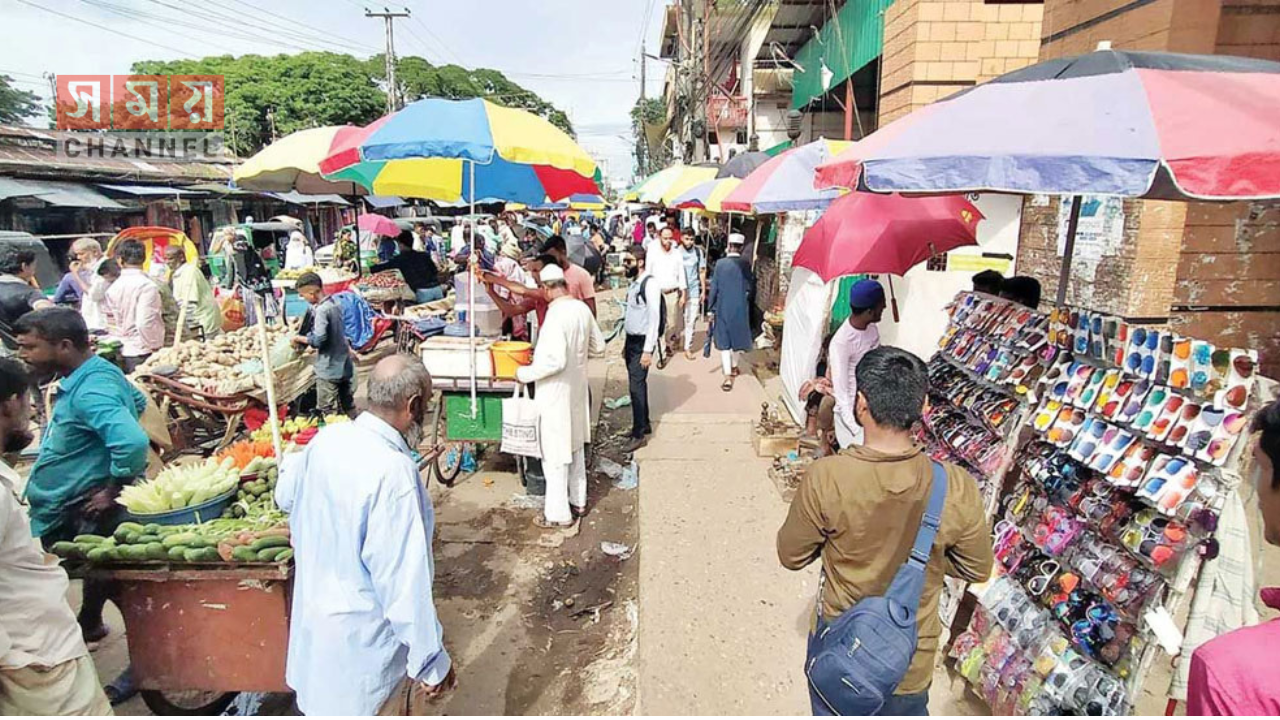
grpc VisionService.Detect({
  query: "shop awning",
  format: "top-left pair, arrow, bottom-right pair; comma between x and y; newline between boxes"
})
0,179 -> 125,208
792,0 -> 893,109
266,191 -> 350,206
0,177 -> 55,201
97,183 -> 192,196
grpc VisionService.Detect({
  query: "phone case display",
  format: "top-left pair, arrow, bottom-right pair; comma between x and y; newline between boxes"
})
942,292 -> 1261,716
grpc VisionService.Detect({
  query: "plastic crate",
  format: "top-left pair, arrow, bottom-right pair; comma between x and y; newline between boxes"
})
283,292 -> 309,319
443,393 -> 503,441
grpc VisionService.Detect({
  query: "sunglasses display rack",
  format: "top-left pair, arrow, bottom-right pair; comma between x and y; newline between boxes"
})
937,294 -> 1263,716
923,292 -> 1058,629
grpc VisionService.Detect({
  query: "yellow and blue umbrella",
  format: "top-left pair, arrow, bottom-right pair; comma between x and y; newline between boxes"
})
319,98 -> 600,204
623,164 -> 719,205
669,177 -> 743,214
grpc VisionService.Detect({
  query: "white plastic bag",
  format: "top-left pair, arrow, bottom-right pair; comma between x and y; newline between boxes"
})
501,384 -> 541,458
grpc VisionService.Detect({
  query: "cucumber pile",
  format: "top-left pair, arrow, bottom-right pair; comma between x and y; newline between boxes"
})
224,461 -> 280,520
48,520 -> 292,566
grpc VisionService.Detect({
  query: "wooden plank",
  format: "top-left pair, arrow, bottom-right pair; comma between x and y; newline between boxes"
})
1173,278 -> 1280,306
1176,252 -> 1280,281
72,563 -> 292,582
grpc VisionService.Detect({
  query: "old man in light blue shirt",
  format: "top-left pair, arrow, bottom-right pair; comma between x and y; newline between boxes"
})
275,354 -> 455,715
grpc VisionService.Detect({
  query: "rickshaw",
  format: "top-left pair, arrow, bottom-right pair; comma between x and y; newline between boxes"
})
105,226 -> 199,274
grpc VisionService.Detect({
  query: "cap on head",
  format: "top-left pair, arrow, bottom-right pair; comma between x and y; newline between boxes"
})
728,232 -> 745,246
539,263 -> 566,283
849,279 -> 886,310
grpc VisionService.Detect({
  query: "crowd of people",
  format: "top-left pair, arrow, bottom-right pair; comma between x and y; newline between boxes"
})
2,206 -> 1275,718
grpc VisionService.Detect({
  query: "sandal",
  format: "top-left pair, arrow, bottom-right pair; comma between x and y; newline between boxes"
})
721,377 -> 734,392
570,504 -> 587,520
684,350 -> 696,360
533,516 -> 575,529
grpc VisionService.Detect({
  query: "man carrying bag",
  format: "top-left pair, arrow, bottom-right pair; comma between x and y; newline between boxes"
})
777,347 -> 993,715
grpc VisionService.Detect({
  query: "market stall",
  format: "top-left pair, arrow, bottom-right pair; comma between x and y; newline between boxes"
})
51,440 -> 302,714
133,322 -> 314,450
927,291 -> 1263,715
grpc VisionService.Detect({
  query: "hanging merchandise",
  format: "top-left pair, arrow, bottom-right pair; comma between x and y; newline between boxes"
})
931,290 -> 1263,717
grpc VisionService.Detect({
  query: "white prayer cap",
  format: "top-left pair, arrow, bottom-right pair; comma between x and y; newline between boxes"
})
539,263 -> 566,283
728,232 -> 746,246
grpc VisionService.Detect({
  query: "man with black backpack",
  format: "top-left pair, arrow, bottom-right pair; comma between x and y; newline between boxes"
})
777,346 -> 992,715
622,247 -> 663,453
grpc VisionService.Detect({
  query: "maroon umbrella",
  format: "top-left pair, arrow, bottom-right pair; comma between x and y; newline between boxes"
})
794,192 -> 983,281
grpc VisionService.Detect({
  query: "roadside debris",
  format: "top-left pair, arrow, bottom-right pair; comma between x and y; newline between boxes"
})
600,541 -> 633,560
615,461 -> 639,490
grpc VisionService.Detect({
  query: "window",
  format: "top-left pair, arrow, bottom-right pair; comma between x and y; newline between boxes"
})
926,253 -> 948,272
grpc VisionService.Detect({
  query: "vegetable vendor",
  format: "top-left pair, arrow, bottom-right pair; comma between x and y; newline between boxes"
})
13,307 -> 150,705
276,354 -> 456,714
291,272 -> 355,417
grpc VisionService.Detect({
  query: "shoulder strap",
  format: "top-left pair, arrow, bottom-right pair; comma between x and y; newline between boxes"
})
636,276 -> 651,305
908,462 -> 948,569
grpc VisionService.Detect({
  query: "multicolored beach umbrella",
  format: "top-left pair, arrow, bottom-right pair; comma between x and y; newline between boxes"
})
623,164 -> 719,205
319,98 -> 600,204
815,50 -> 1280,201
669,177 -> 743,213
234,125 -> 369,194
720,138 -> 851,213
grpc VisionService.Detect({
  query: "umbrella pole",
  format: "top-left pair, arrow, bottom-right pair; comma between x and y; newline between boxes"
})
468,159 -> 477,418
1056,195 -> 1082,306
354,182 -> 364,279
887,275 -> 900,323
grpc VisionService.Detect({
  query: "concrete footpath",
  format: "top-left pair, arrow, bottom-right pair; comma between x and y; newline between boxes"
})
635,353 -> 814,714
633,348 -> 988,716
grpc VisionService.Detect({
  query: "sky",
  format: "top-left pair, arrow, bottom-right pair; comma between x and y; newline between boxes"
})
1,0 -> 672,190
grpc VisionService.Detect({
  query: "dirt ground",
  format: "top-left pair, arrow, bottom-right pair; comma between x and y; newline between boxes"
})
90,292 -> 641,716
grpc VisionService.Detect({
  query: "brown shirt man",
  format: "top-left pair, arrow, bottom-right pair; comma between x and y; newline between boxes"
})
777,444 -> 993,695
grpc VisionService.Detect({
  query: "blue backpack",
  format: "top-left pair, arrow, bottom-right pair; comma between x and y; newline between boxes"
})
806,461 -> 947,715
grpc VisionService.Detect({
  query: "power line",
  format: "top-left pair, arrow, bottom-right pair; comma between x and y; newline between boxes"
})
216,0 -> 383,54
13,0 -> 199,58
410,15 -> 468,67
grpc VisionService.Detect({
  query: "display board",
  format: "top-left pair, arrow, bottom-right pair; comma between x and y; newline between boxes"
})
928,292 -> 1260,715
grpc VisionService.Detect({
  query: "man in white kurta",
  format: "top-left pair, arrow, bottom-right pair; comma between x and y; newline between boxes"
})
515,264 -> 605,528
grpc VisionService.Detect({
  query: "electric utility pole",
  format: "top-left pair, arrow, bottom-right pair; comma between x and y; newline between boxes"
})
367,7 -> 411,114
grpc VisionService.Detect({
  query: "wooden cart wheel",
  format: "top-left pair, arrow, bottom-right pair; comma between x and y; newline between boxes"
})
431,397 -> 464,487
140,690 -> 237,716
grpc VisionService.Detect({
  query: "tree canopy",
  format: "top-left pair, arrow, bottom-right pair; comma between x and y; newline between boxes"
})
0,75 -> 42,125
132,52 -> 573,157
631,97 -> 669,178
373,55 -> 572,136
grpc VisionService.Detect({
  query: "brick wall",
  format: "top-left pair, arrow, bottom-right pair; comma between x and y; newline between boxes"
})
879,0 -> 1044,124
1016,0 -> 1280,377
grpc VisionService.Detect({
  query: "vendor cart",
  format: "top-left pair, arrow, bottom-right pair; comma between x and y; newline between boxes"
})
428,375 -> 527,487
139,358 -> 316,453
71,563 -> 292,715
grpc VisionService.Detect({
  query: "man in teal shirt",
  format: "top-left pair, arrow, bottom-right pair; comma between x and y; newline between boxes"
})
14,308 -> 149,647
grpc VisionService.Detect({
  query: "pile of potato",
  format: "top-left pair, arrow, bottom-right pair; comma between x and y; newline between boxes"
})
138,324 -> 294,394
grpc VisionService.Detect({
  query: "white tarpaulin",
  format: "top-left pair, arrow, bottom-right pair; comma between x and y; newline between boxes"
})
779,266 -> 835,424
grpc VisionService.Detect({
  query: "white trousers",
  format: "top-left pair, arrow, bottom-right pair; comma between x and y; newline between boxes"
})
682,294 -> 700,351
834,410 -> 864,448
721,350 -> 742,376
543,447 -> 587,523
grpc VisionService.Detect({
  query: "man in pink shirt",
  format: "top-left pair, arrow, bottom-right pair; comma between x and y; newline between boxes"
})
102,241 -> 165,372
826,279 -> 886,449
1186,397 -> 1280,716
540,236 -> 596,317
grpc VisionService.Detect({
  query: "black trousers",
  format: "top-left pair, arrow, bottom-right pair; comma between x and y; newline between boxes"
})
624,334 -> 651,439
